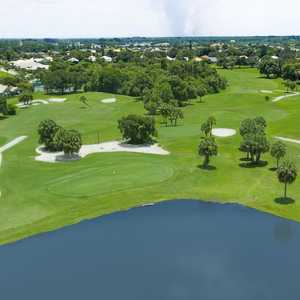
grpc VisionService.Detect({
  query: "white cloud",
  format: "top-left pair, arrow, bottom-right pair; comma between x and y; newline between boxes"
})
0,0 -> 300,38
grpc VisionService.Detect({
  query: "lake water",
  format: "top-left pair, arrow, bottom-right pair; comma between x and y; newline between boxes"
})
0,200 -> 299,300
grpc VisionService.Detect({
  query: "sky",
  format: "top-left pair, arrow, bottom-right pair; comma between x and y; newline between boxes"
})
1,0 -> 300,38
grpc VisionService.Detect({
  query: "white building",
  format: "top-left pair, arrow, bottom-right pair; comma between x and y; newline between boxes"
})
11,58 -> 49,70
68,57 -> 80,63
101,56 -> 113,63
88,55 -> 97,62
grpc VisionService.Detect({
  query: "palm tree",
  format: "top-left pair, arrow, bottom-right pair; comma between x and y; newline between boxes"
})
207,116 -> 216,135
198,136 -> 218,168
271,141 -> 286,169
277,159 -> 297,199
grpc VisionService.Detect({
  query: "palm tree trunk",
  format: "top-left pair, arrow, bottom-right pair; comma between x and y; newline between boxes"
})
284,183 -> 287,199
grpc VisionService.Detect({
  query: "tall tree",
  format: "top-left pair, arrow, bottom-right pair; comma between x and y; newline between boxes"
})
271,141 -> 287,169
118,114 -> 157,144
198,137 -> 218,168
62,130 -> 82,156
277,160 -> 297,199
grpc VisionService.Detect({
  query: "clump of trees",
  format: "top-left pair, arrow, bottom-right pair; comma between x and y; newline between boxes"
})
118,114 -> 157,144
259,57 -> 281,78
38,119 -> 82,155
239,117 -> 269,164
160,103 -> 184,127
0,96 -> 16,116
41,59 -> 227,107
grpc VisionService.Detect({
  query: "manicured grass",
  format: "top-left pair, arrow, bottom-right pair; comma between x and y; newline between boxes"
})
1,68 -> 300,245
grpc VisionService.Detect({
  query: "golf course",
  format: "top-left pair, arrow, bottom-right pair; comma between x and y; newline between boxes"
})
0,67 -> 299,245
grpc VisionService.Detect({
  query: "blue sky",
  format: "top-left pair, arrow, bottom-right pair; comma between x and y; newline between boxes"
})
0,0 -> 299,38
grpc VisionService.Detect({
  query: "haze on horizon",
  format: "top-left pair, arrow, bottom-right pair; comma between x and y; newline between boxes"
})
1,0 -> 299,38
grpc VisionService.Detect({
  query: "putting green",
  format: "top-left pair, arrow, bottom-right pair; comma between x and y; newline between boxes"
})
46,157 -> 174,198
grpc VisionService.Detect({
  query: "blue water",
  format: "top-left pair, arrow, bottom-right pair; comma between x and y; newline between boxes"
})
0,200 -> 299,300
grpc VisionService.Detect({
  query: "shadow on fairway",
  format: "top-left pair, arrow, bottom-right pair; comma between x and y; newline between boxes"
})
198,165 -> 217,171
239,161 -> 268,168
274,197 -> 295,205
240,157 -> 251,162
269,167 -> 277,172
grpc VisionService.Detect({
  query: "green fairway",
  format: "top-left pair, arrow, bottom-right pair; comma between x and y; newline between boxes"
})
1,68 -> 300,244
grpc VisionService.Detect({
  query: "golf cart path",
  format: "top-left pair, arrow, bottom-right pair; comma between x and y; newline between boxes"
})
0,136 -> 28,167
275,136 -> 300,145
272,92 -> 300,103
0,136 -> 27,198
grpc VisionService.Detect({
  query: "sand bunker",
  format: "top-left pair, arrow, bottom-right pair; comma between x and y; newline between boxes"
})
212,128 -> 236,137
48,98 -> 67,103
16,98 -> 66,109
32,99 -> 49,105
35,141 -> 169,163
101,98 -> 116,104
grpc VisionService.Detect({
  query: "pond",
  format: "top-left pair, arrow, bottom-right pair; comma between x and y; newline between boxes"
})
0,200 -> 299,299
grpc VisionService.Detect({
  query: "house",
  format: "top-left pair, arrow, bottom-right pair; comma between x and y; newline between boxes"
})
101,56 -> 113,63
208,57 -> 218,63
88,55 -> 97,62
11,58 -> 49,70
0,84 -> 9,95
68,57 -> 80,63
0,84 -> 20,96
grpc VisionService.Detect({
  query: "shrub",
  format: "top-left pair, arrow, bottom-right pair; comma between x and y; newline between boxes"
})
38,119 -> 60,151
61,130 -> 82,156
118,114 -> 157,144
7,104 -> 16,115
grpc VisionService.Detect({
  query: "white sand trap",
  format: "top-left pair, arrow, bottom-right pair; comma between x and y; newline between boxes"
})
212,128 -> 236,137
275,136 -> 300,145
48,98 -> 67,103
35,141 -> 169,163
261,90 -> 273,94
32,99 -> 49,105
273,92 -> 300,102
101,98 -> 116,104
16,103 -> 30,109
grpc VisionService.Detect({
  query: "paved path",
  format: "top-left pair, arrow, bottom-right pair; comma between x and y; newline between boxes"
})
275,136 -> 300,145
272,92 -> 300,103
0,136 -> 27,167
0,136 -> 27,198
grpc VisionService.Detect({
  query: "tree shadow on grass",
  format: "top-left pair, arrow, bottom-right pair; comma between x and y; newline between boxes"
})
240,157 -> 251,162
198,165 -> 217,171
269,167 -> 277,172
274,197 -> 295,205
239,161 -> 268,169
